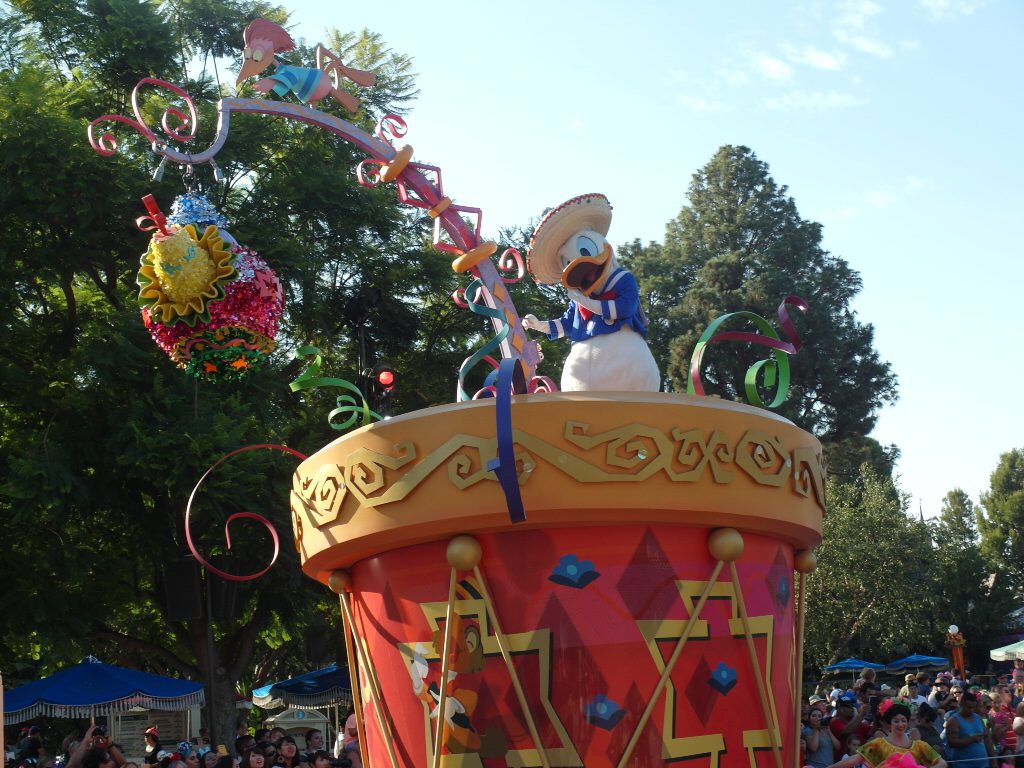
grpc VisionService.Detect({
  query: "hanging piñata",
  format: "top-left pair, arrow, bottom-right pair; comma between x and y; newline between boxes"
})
137,191 -> 284,381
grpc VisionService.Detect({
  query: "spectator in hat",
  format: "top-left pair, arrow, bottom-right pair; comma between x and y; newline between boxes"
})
143,729 -> 162,767
929,679 -> 954,712
831,694 -> 872,749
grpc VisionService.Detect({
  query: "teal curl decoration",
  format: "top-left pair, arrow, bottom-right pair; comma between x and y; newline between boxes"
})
686,295 -> 808,409
456,278 -> 513,402
289,345 -> 380,430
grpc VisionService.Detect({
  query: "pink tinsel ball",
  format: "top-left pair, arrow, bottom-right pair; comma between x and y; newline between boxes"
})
143,245 -> 284,380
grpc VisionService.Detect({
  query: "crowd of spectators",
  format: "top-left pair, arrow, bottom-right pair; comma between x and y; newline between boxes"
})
800,669 -> 1024,768
9,718 -> 362,768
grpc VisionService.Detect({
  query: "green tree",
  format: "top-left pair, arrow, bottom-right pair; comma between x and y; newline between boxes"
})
804,468 -> 937,669
934,488 -> 1014,670
978,448 -> 1024,587
624,145 -> 898,446
0,1 -> 462,745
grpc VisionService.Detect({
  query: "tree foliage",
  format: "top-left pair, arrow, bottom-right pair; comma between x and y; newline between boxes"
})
979,448 -> 1024,588
623,145 -> 898,445
933,489 -> 1014,669
804,468 -> 937,668
0,0 -> 466,744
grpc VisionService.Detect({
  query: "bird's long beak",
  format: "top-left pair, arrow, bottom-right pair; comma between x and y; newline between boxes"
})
236,56 -> 268,86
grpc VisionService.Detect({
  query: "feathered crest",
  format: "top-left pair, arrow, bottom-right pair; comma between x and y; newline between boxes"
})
242,19 -> 295,51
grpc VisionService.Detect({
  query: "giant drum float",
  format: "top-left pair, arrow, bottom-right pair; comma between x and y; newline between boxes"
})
291,391 -> 824,768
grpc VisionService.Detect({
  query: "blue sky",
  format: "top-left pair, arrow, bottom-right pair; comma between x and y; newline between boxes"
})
280,0 -> 1023,518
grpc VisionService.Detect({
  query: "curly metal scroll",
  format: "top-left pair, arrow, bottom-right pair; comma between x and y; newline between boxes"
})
185,443 -> 307,582
687,295 -> 808,409
88,77 -> 199,157
375,113 -> 408,145
495,247 -> 526,284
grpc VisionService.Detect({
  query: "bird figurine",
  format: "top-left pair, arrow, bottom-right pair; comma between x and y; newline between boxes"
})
236,19 -> 377,113
522,193 -> 660,392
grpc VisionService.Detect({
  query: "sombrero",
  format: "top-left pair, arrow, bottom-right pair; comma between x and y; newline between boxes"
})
527,193 -> 612,285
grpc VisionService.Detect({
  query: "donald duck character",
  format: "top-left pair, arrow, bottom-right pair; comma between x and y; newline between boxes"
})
522,193 -> 660,391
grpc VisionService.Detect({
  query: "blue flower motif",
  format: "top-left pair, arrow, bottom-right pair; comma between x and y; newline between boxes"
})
585,694 -> 625,730
548,554 -> 600,588
776,575 -> 791,606
709,662 -> 737,695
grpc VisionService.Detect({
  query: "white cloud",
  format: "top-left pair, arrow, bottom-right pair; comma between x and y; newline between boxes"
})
718,67 -> 750,87
754,55 -> 793,82
762,90 -> 863,111
905,175 -> 936,192
919,0 -> 980,19
866,189 -> 895,208
782,43 -> 846,71
833,0 -> 894,58
678,94 -> 731,113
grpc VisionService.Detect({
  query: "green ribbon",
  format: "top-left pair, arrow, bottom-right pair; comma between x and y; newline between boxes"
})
289,345 -> 379,430
456,277 -> 513,402
687,297 -> 806,409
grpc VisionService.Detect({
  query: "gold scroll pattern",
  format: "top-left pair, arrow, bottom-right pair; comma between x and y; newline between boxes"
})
292,422 -> 825,527
636,580 -> 780,768
398,596 -> 583,767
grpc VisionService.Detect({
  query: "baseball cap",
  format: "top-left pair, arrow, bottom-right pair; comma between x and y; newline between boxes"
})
837,694 -> 858,707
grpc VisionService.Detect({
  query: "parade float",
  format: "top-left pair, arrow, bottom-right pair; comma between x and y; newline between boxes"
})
90,19 -> 824,768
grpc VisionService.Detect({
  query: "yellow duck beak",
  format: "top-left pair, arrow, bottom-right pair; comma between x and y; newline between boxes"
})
561,242 -> 614,296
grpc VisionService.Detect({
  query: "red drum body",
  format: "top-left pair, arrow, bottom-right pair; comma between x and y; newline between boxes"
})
291,393 -> 824,768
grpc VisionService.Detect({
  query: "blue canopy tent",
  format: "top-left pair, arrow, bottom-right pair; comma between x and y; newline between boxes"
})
885,654 -> 949,673
823,657 -> 885,671
251,664 -> 350,711
4,656 -> 205,725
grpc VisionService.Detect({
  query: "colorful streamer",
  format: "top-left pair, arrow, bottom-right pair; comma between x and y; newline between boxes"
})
184,443 -> 306,581
485,357 -> 527,523
687,295 -> 808,409
456,276 -> 514,402
289,345 -> 379,430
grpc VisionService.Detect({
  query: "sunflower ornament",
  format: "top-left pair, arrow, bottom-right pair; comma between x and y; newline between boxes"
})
136,192 -> 284,382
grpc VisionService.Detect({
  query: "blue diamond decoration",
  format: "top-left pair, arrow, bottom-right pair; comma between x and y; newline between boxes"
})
709,662 -> 737,695
549,554 -> 601,589
585,694 -> 625,730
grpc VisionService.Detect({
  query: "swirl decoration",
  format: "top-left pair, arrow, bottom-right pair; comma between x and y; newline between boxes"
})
375,113 -> 408,145
687,295 -> 808,409
289,345 -> 380,430
495,247 -> 526,283
456,276 -> 515,402
355,158 -> 385,188
87,77 -> 198,157
185,443 -> 306,581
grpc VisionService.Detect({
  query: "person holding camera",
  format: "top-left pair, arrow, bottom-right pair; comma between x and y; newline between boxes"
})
830,695 -> 873,750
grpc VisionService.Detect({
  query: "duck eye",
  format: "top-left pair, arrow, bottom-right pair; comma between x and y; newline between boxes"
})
252,48 -> 264,62
576,235 -> 598,258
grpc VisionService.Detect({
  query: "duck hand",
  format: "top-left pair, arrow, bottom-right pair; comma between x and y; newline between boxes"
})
522,314 -> 547,333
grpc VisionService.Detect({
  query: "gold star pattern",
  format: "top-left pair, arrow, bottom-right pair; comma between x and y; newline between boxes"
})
635,579 -> 781,768
399,589 -> 583,767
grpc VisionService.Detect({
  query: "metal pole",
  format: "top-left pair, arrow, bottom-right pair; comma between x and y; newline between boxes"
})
204,564 -> 218,748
